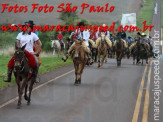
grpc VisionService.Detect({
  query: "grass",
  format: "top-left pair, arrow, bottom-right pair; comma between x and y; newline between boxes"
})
0,56 -> 72,89
136,0 -> 155,34
161,0 -> 163,28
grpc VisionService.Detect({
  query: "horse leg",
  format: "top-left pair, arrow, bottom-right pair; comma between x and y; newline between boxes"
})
133,56 -> 135,64
116,52 -> 120,66
53,49 -> 55,56
75,64 -> 81,86
78,64 -> 83,84
17,78 -> 27,108
95,53 -> 97,62
17,91 -> 23,109
146,58 -> 148,64
142,59 -> 143,65
100,55 -> 106,68
119,53 -> 123,66
136,56 -> 140,65
97,54 -> 101,68
117,58 -> 120,66
74,64 -> 78,85
24,84 -> 29,101
27,79 -> 35,105
16,83 -> 22,109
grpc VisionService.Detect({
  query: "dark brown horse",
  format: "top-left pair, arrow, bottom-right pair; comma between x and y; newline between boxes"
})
14,44 -> 36,108
71,40 -> 88,85
89,41 -> 97,62
113,38 -> 125,66
97,35 -> 108,68
130,41 -> 149,65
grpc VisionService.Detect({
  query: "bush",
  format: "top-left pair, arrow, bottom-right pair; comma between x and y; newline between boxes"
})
43,41 -> 52,52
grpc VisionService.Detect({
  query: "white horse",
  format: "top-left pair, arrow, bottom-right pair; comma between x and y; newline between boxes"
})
51,40 -> 61,56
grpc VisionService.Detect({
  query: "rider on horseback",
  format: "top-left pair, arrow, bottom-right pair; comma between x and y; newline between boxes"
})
57,31 -> 64,49
96,24 -> 112,49
140,33 -> 150,54
63,22 -> 94,64
4,21 -> 42,83
113,32 -> 127,48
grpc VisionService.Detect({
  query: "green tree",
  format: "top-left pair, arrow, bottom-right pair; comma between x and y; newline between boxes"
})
59,12 -> 78,25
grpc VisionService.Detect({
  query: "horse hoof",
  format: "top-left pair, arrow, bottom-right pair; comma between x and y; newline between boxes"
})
24,96 -> 29,101
27,102 -> 30,105
17,106 -> 21,109
74,82 -> 79,86
62,57 -> 66,62
74,80 -> 80,86
17,104 -> 21,109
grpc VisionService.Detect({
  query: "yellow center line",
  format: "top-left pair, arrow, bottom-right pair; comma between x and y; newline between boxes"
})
132,64 -> 148,122
142,61 -> 152,122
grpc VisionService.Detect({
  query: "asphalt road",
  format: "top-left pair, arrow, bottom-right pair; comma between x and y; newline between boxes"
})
0,58 -> 160,122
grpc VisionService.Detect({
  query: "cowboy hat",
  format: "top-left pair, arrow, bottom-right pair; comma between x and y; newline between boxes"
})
137,32 -> 141,36
28,20 -> 35,25
141,33 -> 146,36
78,22 -> 85,27
102,24 -> 106,27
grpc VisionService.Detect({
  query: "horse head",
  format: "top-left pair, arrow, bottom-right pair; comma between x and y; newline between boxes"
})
14,43 -> 26,71
101,34 -> 106,43
73,39 -> 83,58
51,40 -> 55,48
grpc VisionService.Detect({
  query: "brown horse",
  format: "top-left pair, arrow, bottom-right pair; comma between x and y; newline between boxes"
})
14,44 -> 36,108
89,41 -> 98,62
97,35 -> 108,68
71,40 -> 88,85
130,41 -> 149,65
113,38 -> 125,66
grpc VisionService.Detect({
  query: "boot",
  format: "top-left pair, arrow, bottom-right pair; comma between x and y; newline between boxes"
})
33,68 -> 39,83
62,54 -> 69,62
88,54 -> 94,65
4,68 -> 13,82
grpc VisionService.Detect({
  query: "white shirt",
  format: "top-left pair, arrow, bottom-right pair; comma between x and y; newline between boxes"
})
82,30 -> 90,46
75,28 -> 90,46
16,32 -> 39,53
106,31 -> 110,38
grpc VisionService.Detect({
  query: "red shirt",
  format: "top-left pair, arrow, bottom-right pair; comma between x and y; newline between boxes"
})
57,34 -> 63,40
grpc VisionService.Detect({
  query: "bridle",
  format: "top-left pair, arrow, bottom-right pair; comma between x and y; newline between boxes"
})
14,50 -> 25,73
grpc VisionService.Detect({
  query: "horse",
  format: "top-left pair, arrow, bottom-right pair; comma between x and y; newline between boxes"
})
130,41 -> 150,65
14,43 -> 36,108
51,40 -> 61,56
125,42 -> 131,59
113,38 -> 125,66
71,39 -> 88,85
97,34 -> 109,68
89,41 -> 97,62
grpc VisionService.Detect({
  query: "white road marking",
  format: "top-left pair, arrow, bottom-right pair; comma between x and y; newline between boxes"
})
0,69 -> 75,109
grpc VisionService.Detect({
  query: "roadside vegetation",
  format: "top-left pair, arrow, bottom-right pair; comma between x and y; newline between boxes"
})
136,0 -> 155,35
161,0 -> 163,28
0,56 -> 72,89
